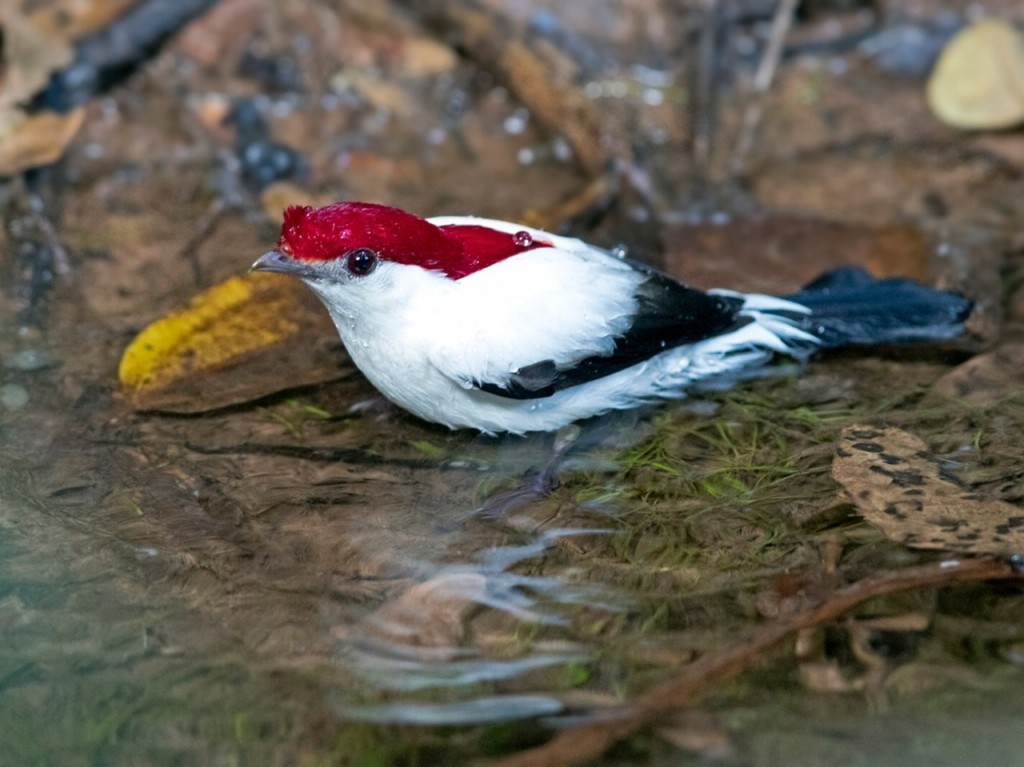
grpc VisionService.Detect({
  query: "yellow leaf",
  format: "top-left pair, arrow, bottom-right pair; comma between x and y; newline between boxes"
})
927,19 -> 1024,130
119,273 -> 341,412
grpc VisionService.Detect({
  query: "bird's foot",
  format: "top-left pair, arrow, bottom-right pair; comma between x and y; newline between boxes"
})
473,425 -> 581,520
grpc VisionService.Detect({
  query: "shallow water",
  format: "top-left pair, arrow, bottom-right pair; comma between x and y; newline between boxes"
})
2,314 -> 1024,765
4,1 -> 1024,764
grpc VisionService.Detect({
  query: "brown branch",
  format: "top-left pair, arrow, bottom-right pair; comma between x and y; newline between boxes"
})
729,0 -> 800,177
35,0 -> 220,111
488,557 -> 1021,767
689,0 -> 721,176
401,0 -> 609,176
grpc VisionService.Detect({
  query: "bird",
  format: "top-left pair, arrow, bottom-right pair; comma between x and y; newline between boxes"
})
251,201 -> 972,435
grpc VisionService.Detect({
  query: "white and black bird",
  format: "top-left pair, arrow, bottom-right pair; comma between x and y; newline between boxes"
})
252,202 -> 972,434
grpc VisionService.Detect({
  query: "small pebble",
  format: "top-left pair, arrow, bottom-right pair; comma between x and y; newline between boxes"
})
1,384 -> 29,409
4,349 -> 55,371
551,136 -> 572,162
642,88 -> 664,106
503,107 -> 530,135
516,147 -> 535,165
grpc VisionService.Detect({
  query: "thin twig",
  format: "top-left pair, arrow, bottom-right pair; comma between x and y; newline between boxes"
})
24,191 -> 72,278
487,557 -> 1021,767
729,0 -> 800,178
402,0 -> 608,175
689,0 -> 721,176
176,197 -> 227,287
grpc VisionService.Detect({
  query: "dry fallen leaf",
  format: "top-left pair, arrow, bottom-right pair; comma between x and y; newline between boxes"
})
0,6 -> 74,110
25,0 -> 138,40
173,0 -> 262,68
929,343 -> 1024,408
655,711 -> 734,760
345,71 -> 417,116
832,425 -> 1024,558
0,108 -> 86,176
399,37 -> 458,77
0,6 -> 84,175
119,273 -> 342,412
927,19 -> 1024,130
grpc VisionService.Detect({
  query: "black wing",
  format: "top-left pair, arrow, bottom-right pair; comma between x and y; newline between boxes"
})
782,266 -> 973,348
477,268 -> 747,400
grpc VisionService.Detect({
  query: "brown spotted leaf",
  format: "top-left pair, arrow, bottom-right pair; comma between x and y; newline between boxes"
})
833,425 -> 1024,558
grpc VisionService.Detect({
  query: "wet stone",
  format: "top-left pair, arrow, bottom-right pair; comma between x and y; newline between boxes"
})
4,348 -> 57,371
0,383 -> 29,409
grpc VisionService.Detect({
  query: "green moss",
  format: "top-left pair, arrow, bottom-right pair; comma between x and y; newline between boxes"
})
256,398 -> 335,439
320,725 -> 430,767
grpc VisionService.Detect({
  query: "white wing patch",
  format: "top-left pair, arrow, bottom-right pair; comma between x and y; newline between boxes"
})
423,246 -> 645,390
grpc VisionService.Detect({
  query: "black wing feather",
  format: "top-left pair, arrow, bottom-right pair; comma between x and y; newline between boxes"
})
477,269 -> 746,400
782,266 -> 972,347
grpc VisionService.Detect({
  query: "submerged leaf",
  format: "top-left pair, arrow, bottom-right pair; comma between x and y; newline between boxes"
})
832,425 -> 1024,558
119,273 -> 342,413
354,572 -> 489,650
929,343 -> 1024,408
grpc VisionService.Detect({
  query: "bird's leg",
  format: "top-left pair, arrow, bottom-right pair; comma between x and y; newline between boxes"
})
473,424 -> 582,520
345,395 -> 402,423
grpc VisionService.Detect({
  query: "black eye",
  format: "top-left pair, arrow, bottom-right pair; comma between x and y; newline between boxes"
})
345,248 -> 378,276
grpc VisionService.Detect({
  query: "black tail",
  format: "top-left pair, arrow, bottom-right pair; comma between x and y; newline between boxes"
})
782,266 -> 973,349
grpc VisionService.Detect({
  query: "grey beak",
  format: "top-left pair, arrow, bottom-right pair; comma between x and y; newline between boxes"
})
250,249 -> 312,278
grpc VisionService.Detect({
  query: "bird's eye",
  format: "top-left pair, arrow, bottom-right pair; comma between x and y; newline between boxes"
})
345,248 -> 378,276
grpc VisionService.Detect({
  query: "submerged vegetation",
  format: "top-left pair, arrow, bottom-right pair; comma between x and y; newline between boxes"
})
3,1 -> 1024,764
